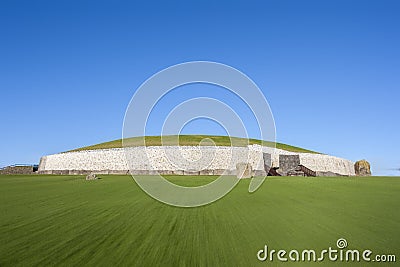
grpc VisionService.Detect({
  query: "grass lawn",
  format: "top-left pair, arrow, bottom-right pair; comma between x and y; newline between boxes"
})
0,175 -> 399,266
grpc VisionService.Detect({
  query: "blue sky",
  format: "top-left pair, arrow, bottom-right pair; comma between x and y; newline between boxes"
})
1,0 -> 399,175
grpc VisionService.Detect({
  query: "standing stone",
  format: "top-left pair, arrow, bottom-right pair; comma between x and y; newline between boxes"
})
236,163 -> 253,179
85,173 -> 98,180
354,160 -> 371,176
263,153 -> 272,172
279,155 -> 300,175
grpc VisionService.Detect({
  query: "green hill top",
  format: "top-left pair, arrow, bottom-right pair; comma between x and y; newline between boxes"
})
68,135 -> 319,154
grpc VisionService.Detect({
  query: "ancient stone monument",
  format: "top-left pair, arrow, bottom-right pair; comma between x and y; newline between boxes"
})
38,145 -> 357,176
236,162 -> 253,179
354,160 -> 371,176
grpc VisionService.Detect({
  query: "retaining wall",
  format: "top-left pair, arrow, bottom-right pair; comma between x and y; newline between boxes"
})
0,166 -> 35,175
38,145 -> 355,176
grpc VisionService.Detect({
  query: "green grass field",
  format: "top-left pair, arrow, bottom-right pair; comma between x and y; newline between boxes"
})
69,135 -> 319,154
0,175 -> 399,266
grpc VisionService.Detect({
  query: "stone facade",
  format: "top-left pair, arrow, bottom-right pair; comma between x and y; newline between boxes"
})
38,145 -> 356,176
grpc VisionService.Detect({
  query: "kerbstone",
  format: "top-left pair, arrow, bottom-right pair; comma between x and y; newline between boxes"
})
236,163 -> 252,179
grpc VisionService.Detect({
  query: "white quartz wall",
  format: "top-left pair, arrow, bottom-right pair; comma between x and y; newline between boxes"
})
39,146 -> 262,172
250,144 -> 355,176
39,145 -> 355,175
299,154 -> 355,175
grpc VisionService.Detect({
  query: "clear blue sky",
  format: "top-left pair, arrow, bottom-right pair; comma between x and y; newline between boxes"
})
1,0 -> 399,175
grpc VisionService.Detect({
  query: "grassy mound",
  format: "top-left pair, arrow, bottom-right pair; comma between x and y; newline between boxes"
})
69,135 -> 319,154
